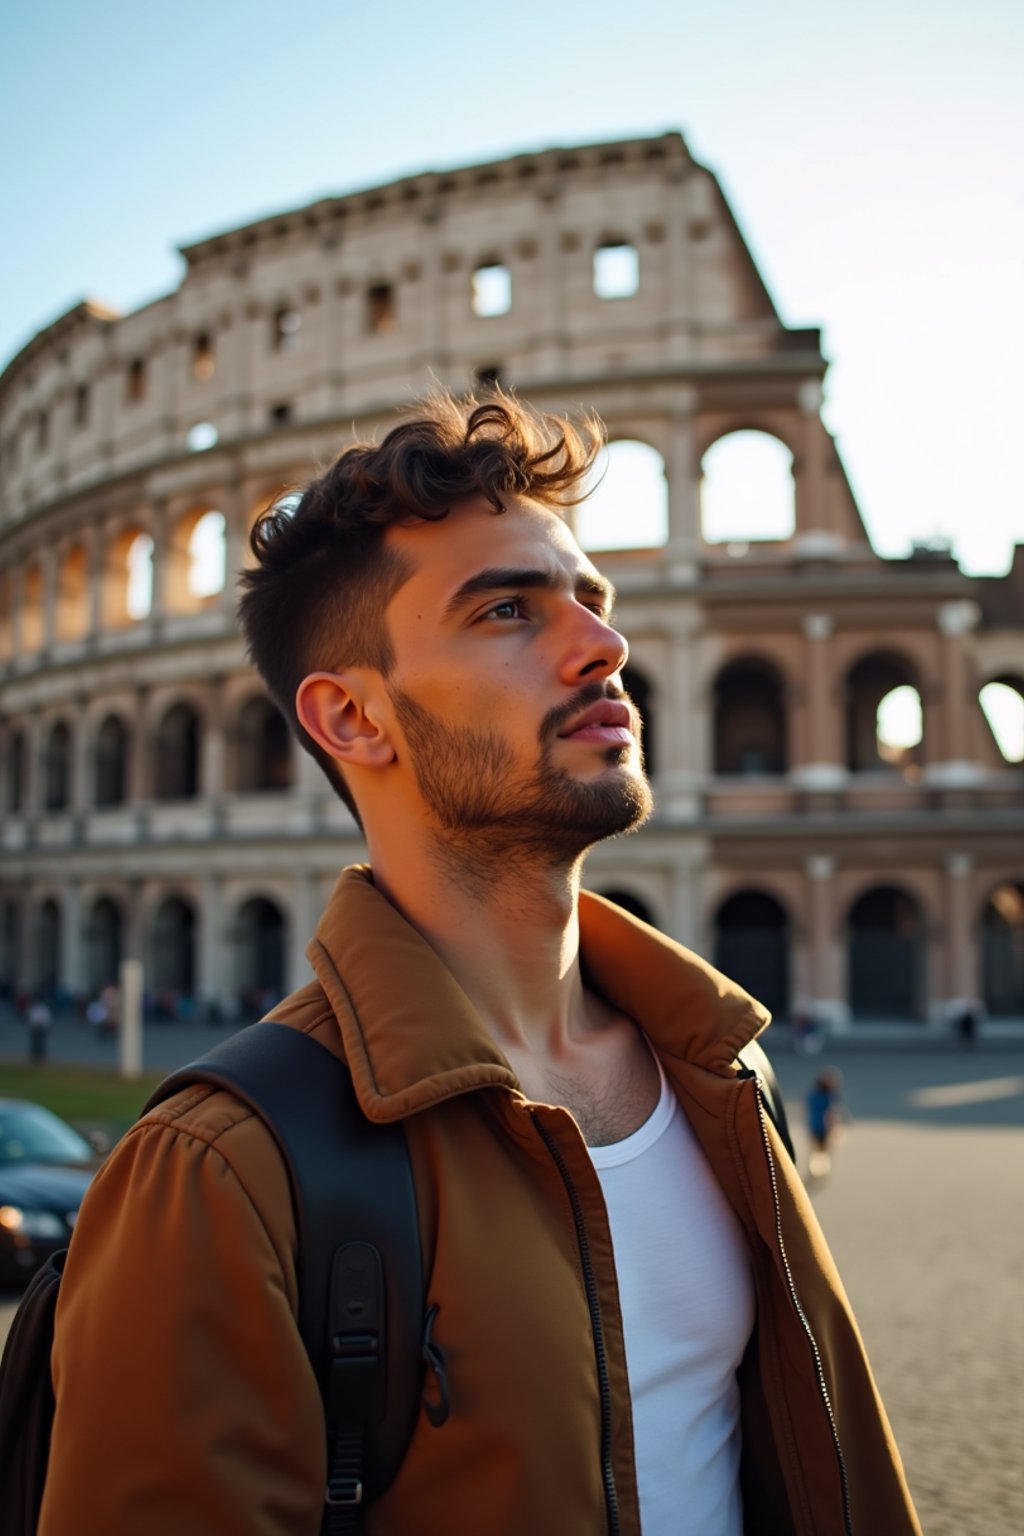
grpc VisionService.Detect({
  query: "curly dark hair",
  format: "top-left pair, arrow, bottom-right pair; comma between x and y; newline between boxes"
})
237,390 -> 604,821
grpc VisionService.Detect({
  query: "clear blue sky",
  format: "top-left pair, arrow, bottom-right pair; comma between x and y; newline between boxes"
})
2,0 -> 1021,573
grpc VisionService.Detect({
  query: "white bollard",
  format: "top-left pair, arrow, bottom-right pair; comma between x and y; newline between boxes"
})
119,958 -> 144,1081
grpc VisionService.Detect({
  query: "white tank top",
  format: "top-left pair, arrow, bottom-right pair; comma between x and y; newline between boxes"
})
588,1058 -> 755,1536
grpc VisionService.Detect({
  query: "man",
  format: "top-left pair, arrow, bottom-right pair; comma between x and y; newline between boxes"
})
41,393 -> 920,1534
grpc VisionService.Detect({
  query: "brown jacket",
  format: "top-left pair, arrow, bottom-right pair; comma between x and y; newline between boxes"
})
42,867 -> 921,1535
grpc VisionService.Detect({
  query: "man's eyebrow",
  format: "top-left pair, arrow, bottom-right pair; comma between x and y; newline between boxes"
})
442,566 -> 617,619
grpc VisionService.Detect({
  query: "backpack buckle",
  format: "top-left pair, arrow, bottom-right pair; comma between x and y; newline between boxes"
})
325,1475 -> 363,1506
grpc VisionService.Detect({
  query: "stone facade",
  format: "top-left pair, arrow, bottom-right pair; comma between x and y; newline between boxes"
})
1,131 -> 1022,1027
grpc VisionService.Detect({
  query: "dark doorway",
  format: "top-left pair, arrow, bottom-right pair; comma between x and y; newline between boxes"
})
982,883 -> 1024,1016
714,890 -> 790,1020
848,886 -> 924,1019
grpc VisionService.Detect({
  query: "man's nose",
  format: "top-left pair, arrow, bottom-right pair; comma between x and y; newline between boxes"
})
560,606 -> 629,684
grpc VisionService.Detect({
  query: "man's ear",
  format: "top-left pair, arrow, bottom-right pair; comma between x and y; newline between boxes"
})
295,671 -> 395,769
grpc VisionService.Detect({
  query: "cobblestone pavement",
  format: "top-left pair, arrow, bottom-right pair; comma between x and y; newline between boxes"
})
3,1040 -> 1022,1533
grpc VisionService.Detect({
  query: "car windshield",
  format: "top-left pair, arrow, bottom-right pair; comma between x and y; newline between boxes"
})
0,1104 -> 93,1165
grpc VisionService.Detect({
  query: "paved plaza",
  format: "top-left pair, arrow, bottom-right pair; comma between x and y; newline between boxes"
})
3,1027 -> 1022,1533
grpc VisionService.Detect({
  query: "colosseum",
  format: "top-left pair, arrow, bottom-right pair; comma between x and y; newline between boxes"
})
1,130 -> 1022,1032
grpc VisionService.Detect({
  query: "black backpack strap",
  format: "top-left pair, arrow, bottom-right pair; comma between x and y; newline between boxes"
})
144,1022 -> 424,1529
737,1037 -> 795,1163
0,1247 -> 67,1533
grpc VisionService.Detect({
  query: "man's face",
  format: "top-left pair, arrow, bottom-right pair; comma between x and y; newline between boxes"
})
378,493 -> 652,860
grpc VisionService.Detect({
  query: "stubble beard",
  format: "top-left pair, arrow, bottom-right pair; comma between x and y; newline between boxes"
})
388,683 -> 654,885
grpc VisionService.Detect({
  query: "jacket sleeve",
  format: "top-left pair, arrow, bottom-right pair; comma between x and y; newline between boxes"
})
39,1094 -> 326,1536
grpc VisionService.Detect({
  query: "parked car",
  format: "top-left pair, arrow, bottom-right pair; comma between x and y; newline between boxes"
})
0,1099 -> 99,1287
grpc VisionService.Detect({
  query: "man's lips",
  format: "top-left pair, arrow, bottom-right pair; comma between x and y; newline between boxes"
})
557,699 -> 635,746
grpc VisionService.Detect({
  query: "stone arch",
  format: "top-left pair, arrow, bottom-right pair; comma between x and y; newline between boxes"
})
0,569 -> 11,662
33,896 -> 61,993
84,894 -> 123,993
713,888 -> 790,1020
233,694 -> 293,791
846,884 -> 926,1020
700,429 -> 796,546
596,888 -> 655,925
845,650 -> 924,772
713,655 -> 788,775
166,506 -> 226,613
576,438 -> 668,551
94,713 -> 130,807
102,525 -> 153,627
42,719 -> 73,811
150,894 -> 197,1002
233,895 -> 287,1005
981,882 -> 1024,1016
979,676 -> 1024,764
153,701 -> 201,800
55,544 -> 89,641
3,726 -> 27,814
21,562 -> 45,652
0,899 -> 20,992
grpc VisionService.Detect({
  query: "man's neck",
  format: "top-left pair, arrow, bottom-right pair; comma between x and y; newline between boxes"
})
368,832 -> 591,1055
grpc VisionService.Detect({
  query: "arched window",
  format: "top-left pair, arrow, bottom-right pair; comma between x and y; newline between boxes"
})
472,262 -> 511,318
235,696 -> 293,791
621,665 -> 656,777
980,679 -> 1024,763
4,729 -> 26,814
714,890 -> 790,1020
701,431 -> 795,546
94,715 -> 129,807
151,896 -> 196,999
576,440 -> 668,551
187,511 -> 226,599
982,883 -> 1024,1017
102,529 -> 153,627
21,564 -> 44,652
154,703 -> 200,800
56,545 -> 89,641
847,886 -> 924,1020
596,889 -> 655,925
167,510 -> 226,611
235,897 -> 286,1004
85,896 -> 123,993
593,241 -> 639,299
0,901 -> 19,992
35,898 -> 61,993
714,658 -> 788,775
845,654 -> 923,773
43,721 -> 72,812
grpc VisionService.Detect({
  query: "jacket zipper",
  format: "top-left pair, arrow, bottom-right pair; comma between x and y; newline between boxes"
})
531,1110 -> 621,1536
745,1073 -> 854,1536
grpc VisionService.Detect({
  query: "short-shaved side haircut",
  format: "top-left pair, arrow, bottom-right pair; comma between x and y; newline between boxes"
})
237,390 -> 604,823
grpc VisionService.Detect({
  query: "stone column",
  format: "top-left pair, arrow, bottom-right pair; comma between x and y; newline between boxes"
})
10,566 -> 25,658
794,614 -> 845,789
666,410 -> 701,560
288,871 -> 318,991
793,389 -> 831,538
201,679 -> 227,802
933,601 -> 982,782
86,524 -> 104,639
60,881 -> 84,997
129,686 -> 151,803
71,700 -> 90,813
40,547 -> 58,652
197,875 -> 228,1014
219,480 -> 247,618
147,501 -> 169,624
805,855 -> 847,1029
945,853 -> 977,1005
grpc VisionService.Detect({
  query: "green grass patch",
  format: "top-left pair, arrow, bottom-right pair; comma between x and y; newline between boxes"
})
0,1063 -> 163,1133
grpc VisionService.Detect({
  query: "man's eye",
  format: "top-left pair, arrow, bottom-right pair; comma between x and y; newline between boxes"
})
485,597 -> 524,620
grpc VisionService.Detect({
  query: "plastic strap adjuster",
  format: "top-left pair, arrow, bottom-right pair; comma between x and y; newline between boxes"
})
325,1475 -> 363,1507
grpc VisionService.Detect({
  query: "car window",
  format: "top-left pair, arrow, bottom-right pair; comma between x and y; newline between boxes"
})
0,1104 -> 93,1165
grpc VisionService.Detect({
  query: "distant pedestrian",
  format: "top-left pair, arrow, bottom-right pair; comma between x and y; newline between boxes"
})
955,1003 -> 981,1050
27,998 -> 52,1062
806,1068 -> 845,1180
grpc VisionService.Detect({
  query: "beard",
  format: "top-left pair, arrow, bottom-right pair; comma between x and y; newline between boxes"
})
387,681 -> 653,869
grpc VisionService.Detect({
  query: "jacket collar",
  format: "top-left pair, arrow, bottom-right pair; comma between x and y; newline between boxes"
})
307,865 -> 770,1124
